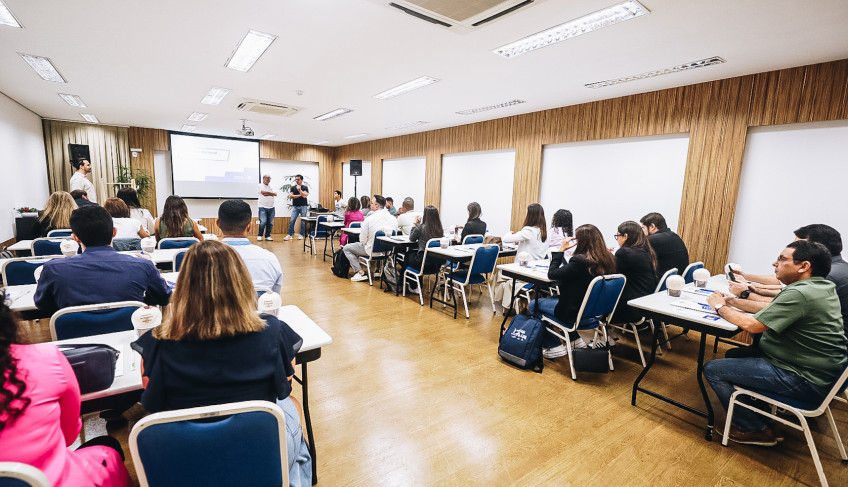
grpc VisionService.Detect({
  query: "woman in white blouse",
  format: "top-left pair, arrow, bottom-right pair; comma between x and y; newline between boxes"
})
104,198 -> 149,238
117,188 -> 155,233
502,203 -> 548,261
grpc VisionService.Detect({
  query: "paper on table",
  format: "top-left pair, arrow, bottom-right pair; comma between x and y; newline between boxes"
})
683,287 -> 714,297
670,300 -> 718,315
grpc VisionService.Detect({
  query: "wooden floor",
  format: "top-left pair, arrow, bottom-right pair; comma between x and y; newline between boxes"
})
21,238 -> 848,486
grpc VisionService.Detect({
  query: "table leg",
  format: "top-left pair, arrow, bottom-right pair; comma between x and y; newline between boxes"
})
299,361 -> 318,484
632,322 -> 662,406
695,332 -> 715,441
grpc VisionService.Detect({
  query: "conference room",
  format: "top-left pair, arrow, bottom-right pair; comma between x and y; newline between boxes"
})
2,1 -> 848,486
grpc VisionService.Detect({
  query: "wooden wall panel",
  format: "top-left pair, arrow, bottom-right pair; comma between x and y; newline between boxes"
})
127,127 -> 166,215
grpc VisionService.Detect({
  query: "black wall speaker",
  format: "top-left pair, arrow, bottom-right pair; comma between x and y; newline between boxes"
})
68,144 -> 90,164
350,159 -> 362,176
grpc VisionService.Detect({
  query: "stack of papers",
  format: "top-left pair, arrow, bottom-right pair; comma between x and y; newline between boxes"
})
670,300 -> 718,315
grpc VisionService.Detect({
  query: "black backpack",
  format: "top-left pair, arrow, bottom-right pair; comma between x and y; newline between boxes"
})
498,314 -> 544,373
331,249 -> 351,278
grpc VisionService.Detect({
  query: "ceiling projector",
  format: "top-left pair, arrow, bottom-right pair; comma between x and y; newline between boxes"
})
236,119 -> 254,137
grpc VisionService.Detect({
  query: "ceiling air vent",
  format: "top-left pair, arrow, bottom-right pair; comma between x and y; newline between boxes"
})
236,101 -> 302,117
381,0 -> 544,33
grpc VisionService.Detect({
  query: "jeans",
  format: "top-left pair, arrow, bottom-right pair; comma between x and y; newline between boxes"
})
277,397 -> 313,487
287,205 -> 309,237
529,297 -> 580,348
703,357 -> 829,432
258,207 -> 275,237
343,242 -> 368,273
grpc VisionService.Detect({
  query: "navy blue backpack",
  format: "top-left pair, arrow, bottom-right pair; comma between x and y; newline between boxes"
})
498,314 -> 545,373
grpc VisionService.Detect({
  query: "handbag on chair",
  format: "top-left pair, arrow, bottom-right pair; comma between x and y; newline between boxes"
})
60,344 -> 119,394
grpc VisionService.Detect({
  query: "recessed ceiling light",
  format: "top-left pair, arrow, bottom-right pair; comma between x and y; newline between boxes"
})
386,121 -> 429,131
0,1 -> 22,28
58,93 -> 86,107
343,133 -> 369,139
456,99 -> 526,115
314,140 -> 330,145
187,112 -> 209,122
201,87 -> 230,105
80,113 -> 99,123
586,56 -> 727,88
314,108 -> 353,121
374,77 -> 440,100
493,0 -> 649,59
259,134 -> 276,139
19,53 -> 66,82
225,29 -> 277,72
180,124 -> 196,132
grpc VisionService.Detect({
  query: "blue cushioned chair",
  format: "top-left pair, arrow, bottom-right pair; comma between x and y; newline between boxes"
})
157,237 -> 198,249
49,301 -> 146,340
722,365 -> 848,487
46,229 -> 73,237
461,234 -> 484,244
172,249 -> 188,272
540,274 -> 626,380
681,261 -> 704,284
1,256 -> 57,286
0,462 -> 50,487
308,215 -> 330,256
349,221 -> 361,228
129,400 -> 288,487
403,238 -> 443,306
30,238 -> 66,256
358,230 -> 396,286
443,245 -> 499,318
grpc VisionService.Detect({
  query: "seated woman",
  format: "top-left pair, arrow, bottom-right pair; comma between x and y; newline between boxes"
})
133,241 -> 311,486
609,220 -> 658,325
340,196 -> 364,246
116,187 -> 155,234
104,197 -> 149,239
36,191 -> 77,237
406,205 -> 447,294
0,293 -> 130,486
548,209 -> 574,251
502,203 -> 548,261
154,195 -> 203,241
530,224 -> 617,358
359,195 -> 372,218
457,202 -> 486,243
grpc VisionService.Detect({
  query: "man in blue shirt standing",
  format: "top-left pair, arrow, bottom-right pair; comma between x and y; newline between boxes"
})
34,205 -> 172,314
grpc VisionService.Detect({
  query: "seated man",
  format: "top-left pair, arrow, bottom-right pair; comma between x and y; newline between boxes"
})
70,189 -> 98,207
704,240 -> 847,446
396,197 -> 421,236
640,212 -> 689,277
385,197 -> 398,216
218,199 -> 283,293
34,205 -> 172,314
343,194 -> 398,282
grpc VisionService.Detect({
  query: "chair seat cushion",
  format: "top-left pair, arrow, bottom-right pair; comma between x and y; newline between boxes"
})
448,270 -> 488,285
739,387 -> 824,411
541,313 -> 600,330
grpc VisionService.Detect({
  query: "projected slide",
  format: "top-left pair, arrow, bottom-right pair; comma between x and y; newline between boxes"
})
170,133 -> 260,198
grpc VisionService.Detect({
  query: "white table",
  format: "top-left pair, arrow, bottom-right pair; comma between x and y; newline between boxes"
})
319,221 -> 346,260
8,240 -> 32,252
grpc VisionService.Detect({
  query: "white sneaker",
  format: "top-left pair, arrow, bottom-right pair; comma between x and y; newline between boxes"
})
543,345 -> 568,359
284,235 -> 292,241
265,236 -> 273,241
408,286 -> 420,295
350,273 -> 368,282
573,338 -> 588,349
297,235 -> 303,240
257,236 -> 263,241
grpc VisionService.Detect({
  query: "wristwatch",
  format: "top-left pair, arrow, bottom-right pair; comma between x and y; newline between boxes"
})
714,303 -> 724,313
739,290 -> 750,299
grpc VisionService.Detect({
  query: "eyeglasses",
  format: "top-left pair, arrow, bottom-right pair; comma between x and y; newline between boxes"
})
614,234 -> 624,238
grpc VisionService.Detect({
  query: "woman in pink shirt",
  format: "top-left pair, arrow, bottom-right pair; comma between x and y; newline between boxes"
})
340,196 -> 364,246
0,296 -> 129,487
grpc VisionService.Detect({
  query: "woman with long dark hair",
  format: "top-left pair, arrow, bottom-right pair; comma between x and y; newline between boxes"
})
0,290 -> 130,486
502,203 -> 548,261
530,224 -> 617,358
134,241 -> 311,485
154,195 -> 203,240
116,187 -> 155,233
406,205 -> 447,294
340,196 -> 364,246
458,202 -> 486,242
548,209 -> 574,249
609,220 -> 658,324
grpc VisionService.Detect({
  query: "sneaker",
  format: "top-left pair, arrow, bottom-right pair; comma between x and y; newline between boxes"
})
408,286 -> 420,295
297,235 -> 304,240
543,345 -> 568,359
265,236 -> 273,241
350,273 -> 368,282
257,236 -> 263,241
573,338 -> 588,349
728,426 -> 778,447
284,235 -> 292,241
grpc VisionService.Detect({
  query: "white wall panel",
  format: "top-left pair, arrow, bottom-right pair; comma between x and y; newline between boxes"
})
441,149 -> 516,236
382,156 -> 425,213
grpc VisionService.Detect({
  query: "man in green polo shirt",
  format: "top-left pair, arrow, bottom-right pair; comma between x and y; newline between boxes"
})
704,240 -> 847,446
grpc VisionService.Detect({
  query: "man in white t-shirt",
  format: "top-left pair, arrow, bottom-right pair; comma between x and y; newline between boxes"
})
396,197 -> 421,236
69,159 -> 96,203
220,199 -> 283,292
257,174 -> 277,241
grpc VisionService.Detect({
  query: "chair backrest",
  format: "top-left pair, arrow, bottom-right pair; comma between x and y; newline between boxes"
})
112,237 -> 142,251
49,301 -> 146,340
1,257 -> 57,286
655,267 -> 679,293
173,249 -> 188,272
129,400 -> 287,487
574,274 -> 627,324
462,234 -> 484,244
349,221 -> 361,229
467,245 -> 499,277
30,238 -> 65,256
158,237 -> 199,249
682,262 -> 704,284
311,215 -> 329,238
808,363 -> 848,415
46,229 -> 72,237
370,230 -> 396,255
0,462 -> 50,487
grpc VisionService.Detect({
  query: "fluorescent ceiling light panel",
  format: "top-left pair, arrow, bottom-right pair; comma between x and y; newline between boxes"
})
201,87 -> 230,105
180,124 -> 196,132
314,140 -> 330,145
586,56 -> 727,88
456,99 -> 526,115
493,0 -> 649,59
343,133 -> 369,139
187,112 -> 209,121
260,134 -> 276,139
0,1 -> 22,28
225,29 -> 277,72
80,113 -> 99,123
19,53 -> 66,82
374,77 -> 440,100
386,121 -> 429,131
58,93 -> 86,107
314,108 -> 352,121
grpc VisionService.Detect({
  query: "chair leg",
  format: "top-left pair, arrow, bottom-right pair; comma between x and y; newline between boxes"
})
631,323 -> 647,367
417,275 -> 424,306
661,321 -> 672,351
825,406 -> 848,460
459,285 -> 469,319
402,273 -> 408,297
721,391 -> 740,446
799,415 -> 830,487
563,332 -> 577,381
486,282 -> 496,314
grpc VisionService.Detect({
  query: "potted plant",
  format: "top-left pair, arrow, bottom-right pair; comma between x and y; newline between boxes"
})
15,206 -> 40,218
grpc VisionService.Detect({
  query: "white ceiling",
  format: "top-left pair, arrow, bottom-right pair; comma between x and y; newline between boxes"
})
1,0 -> 847,147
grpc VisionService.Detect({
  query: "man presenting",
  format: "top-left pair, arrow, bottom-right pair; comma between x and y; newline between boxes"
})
284,174 -> 309,241
258,174 -> 277,241
704,240 -> 847,446
640,212 -> 689,276
344,194 -> 398,282
69,158 -> 97,203
219,199 -> 283,293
